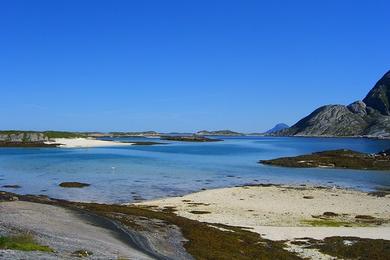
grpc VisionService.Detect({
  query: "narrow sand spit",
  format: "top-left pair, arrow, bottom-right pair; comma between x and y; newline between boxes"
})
46,138 -> 133,148
0,201 -> 152,259
137,185 -> 390,241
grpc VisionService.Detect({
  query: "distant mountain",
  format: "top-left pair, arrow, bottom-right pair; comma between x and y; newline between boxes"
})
265,123 -> 289,134
196,130 -> 244,136
273,70 -> 390,138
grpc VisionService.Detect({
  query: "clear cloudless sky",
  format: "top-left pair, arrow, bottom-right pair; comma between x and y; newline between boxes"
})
1,0 -> 389,133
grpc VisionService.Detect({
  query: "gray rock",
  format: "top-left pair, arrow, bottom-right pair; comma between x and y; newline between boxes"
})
347,100 -> 367,116
272,70 -> 390,138
363,70 -> 390,116
0,132 -> 49,142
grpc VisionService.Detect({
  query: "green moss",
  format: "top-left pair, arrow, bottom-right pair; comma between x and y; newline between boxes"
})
70,203 -> 300,260
0,234 -> 53,252
308,236 -> 390,260
5,193 -> 300,259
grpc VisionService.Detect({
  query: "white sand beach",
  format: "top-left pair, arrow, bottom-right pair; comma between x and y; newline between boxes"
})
137,184 -> 390,241
46,138 -> 133,148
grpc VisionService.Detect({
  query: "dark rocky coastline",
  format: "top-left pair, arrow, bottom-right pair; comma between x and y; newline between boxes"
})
260,149 -> 390,171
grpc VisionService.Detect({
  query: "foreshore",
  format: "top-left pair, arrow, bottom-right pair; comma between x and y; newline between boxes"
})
137,184 -> 390,241
1,184 -> 389,259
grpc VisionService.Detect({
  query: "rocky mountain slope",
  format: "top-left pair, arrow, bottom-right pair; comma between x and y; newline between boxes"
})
273,70 -> 390,138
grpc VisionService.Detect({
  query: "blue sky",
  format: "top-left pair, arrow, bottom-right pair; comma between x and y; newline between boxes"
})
1,0 -> 389,132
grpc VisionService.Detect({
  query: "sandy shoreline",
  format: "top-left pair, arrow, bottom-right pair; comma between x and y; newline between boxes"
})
137,184 -> 390,241
1,184 -> 389,259
46,138 -> 133,148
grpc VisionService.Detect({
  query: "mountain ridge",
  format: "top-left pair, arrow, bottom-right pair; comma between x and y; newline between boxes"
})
272,70 -> 390,138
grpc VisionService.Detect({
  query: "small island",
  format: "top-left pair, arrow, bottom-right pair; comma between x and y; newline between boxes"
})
160,135 -> 223,142
59,182 -> 90,188
259,149 -> 390,171
195,130 -> 243,136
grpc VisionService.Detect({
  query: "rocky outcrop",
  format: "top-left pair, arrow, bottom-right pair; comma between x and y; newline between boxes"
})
363,71 -> 390,115
259,149 -> 390,171
273,70 -> 390,138
0,132 -> 49,142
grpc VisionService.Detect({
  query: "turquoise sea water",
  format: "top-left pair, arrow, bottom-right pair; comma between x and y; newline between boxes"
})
0,136 -> 389,203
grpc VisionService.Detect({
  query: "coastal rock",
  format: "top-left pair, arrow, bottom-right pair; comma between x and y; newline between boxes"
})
59,182 -> 90,188
0,132 -> 49,142
273,70 -> 390,138
259,149 -> 390,171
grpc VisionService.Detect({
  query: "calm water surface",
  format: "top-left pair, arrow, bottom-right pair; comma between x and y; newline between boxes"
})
0,136 -> 389,203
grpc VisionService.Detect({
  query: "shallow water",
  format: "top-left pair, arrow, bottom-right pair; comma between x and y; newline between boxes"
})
0,136 -> 389,203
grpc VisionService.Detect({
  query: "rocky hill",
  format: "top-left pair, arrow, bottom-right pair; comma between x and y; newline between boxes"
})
0,131 -> 49,142
265,123 -> 289,134
0,131 -> 85,146
273,70 -> 390,138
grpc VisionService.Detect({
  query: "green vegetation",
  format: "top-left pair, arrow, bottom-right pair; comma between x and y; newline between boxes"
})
307,236 -> 390,260
260,149 -> 390,171
76,203 -> 300,260
302,219 -> 354,227
59,182 -> 90,188
43,131 -> 85,139
0,130 -> 34,135
0,234 -> 53,252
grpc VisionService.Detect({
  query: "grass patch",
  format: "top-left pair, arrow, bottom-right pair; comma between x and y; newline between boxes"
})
302,219 -> 354,227
43,131 -> 85,139
0,234 -> 53,252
